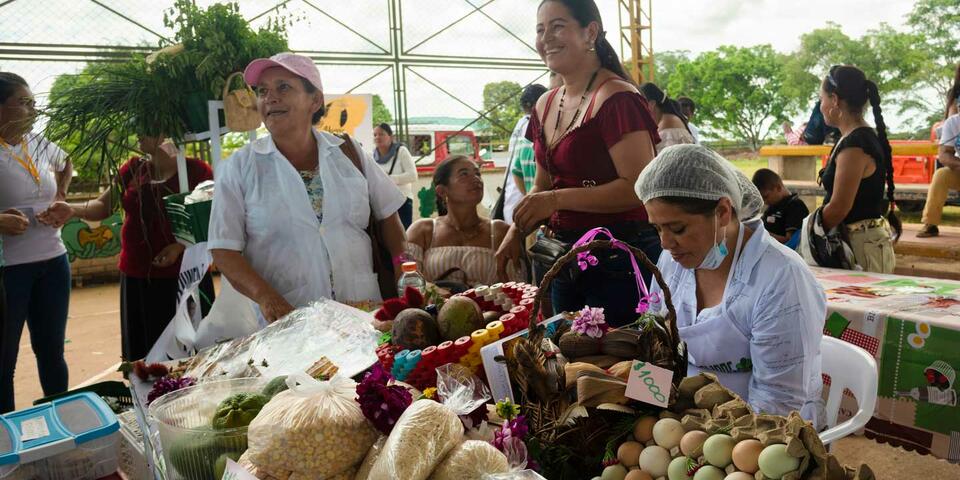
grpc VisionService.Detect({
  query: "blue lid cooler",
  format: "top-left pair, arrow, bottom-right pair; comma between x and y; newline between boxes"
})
2,392 -> 120,480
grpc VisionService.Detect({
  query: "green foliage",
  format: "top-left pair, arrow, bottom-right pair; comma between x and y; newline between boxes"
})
907,0 -> 960,114
653,50 -> 691,94
163,0 -> 289,99
782,22 -> 931,128
666,45 -> 793,150
481,81 -> 524,140
372,94 -> 393,127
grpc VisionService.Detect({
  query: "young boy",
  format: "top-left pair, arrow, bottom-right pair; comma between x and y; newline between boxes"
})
752,168 -> 809,244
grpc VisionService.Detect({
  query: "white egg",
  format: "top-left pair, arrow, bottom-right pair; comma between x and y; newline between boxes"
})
601,464 -> 629,480
637,445 -> 672,478
724,472 -> 755,480
652,418 -> 685,450
693,465 -> 725,480
702,434 -> 736,468
667,456 -> 692,480
758,444 -> 801,479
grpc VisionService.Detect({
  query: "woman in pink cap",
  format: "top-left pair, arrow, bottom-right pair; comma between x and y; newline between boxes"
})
208,53 -> 407,322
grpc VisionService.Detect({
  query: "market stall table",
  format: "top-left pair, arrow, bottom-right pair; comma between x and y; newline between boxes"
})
813,266 -> 960,462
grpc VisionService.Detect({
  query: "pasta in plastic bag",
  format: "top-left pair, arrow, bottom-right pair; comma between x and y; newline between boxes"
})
430,440 -> 510,479
367,364 -> 491,480
354,436 -> 386,480
483,471 -> 548,480
244,373 -> 378,478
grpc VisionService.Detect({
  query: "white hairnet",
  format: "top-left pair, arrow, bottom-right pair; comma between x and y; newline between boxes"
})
634,144 -> 764,221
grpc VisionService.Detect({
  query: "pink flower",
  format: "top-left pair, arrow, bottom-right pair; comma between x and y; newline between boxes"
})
571,306 -> 608,338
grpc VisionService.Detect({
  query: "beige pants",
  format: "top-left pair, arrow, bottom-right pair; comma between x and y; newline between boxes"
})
847,223 -> 895,273
922,167 -> 960,225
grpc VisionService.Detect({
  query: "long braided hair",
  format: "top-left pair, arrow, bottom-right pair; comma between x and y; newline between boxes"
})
823,65 -> 901,239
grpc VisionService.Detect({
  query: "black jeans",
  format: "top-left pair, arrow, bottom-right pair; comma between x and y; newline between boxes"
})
550,225 -> 662,328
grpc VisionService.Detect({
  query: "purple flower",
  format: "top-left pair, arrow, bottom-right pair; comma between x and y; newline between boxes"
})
357,365 -> 413,435
146,376 -> 196,405
571,306 -> 608,338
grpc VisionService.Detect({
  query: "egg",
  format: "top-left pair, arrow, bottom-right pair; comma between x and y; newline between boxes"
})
652,418 -> 685,449
731,439 -> 763,473
634,416 -> 658,443
625,471 -> 654,480
702,434 -> 736,468
693,465 -> 726,480
758,444 -> 801,479
724,473 -> 755,480
618,441 -> 645,468
601,464 -> 629,480
667,456 -> 693,480
680,430 -> 709,457
637,445 -> 672,478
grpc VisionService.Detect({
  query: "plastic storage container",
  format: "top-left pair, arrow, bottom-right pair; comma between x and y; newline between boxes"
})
0,415 -> 28,480
149,377 -> 266,480
2,392 -> 120,480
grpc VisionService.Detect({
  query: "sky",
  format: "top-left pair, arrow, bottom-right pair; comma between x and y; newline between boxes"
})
0,0 -> 926,133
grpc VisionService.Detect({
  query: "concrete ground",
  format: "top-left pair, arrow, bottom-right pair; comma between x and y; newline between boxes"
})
10,282 -> 960,479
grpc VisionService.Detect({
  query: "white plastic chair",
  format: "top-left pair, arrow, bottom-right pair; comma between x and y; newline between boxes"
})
819,335 -> 878,445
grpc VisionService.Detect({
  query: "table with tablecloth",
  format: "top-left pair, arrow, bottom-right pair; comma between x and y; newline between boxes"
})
812,267 -> 960,462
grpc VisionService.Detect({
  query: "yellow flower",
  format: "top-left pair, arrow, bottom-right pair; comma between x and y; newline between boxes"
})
422,387 -> 437,399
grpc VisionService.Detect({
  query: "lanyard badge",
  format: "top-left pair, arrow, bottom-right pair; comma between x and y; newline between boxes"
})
2,139 -> 42,194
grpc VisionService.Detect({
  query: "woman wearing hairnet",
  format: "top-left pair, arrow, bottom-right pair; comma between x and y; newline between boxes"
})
636,145 -> 826,427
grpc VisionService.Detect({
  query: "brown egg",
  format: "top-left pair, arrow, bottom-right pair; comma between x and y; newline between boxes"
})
680,430 -> 709,457
633,416 -> 658,443
617,441 -> 644,468
625,470 -> 653,480
732,439 -> 764,474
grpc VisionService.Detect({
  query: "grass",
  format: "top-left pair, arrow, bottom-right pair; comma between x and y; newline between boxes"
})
725,152 -> 960,227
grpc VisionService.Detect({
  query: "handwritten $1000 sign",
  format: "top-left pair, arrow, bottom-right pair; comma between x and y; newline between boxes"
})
625,360 -> 673,407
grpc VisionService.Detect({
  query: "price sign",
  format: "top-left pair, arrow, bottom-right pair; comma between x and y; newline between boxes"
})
624,360 -> 673,407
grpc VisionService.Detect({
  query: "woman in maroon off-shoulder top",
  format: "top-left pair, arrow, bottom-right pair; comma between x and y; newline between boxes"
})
495,0 -> 661,327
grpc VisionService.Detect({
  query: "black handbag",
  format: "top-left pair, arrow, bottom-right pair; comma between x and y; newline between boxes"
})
529,234 -> 578,282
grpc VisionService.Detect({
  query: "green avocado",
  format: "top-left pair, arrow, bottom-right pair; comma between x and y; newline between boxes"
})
261,375 -> 289,399
211,393 -> 269,430
168,432 -> 246,480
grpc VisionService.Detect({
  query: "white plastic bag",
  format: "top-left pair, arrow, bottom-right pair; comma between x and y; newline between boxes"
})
244,373 -> 379,478
146,242 -> 212,362
194,275 -> 260,349
483,471 -> 548,480
367,365 -> 491,480
429,440 -> 509,480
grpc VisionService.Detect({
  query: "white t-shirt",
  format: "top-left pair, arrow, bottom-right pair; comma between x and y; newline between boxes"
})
373,145 -> 417,200
688,122 -> 701,144
0,134 -> 68,266
939,114 -> 960,158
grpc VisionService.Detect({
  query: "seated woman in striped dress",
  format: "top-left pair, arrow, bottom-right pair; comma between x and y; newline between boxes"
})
406,155 -> 524,288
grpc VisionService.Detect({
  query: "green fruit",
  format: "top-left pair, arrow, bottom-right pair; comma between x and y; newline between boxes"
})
391,308 -> 441,350
261,376 -> 289,399
211,393 -> 269,430
214,451 -> 243,479
168,432 -> 244,480
437,296 -> 484,341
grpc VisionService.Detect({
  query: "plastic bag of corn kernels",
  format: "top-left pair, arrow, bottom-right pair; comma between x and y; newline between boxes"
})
245,373 -> 378,478
429,440 -> 510,479
368,364 -> 490,480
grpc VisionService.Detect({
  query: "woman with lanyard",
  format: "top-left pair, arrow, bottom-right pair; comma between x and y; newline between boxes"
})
372,123 -> 417,228
496,0 -> 660,327
40,133 -> 215,361
636,144 -> 826,428
0,72 -> 73,413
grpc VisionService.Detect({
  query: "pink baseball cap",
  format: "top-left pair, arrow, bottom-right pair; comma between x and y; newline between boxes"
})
243,52 -> 323,91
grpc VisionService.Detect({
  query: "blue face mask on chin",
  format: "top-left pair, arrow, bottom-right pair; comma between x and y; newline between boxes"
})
696,215 -> 728,270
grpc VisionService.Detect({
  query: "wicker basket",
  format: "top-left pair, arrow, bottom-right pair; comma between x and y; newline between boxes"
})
510,239 -> 688,479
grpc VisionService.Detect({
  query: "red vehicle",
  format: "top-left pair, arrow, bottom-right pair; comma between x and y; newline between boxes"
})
406,125 -> 493,173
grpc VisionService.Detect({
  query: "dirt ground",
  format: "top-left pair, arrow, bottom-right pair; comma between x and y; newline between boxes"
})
10,282 -> 960,479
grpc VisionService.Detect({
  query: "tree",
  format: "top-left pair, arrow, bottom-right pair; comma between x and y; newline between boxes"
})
666,45 -> 792,150
907,0 -> 960,111
782,22 -> 930,128
652,50 -> 691,95
372,94 -> 392,127
481,81 -> 524,140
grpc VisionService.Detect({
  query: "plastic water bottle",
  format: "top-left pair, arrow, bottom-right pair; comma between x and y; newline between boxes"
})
397,261 -> 426,296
